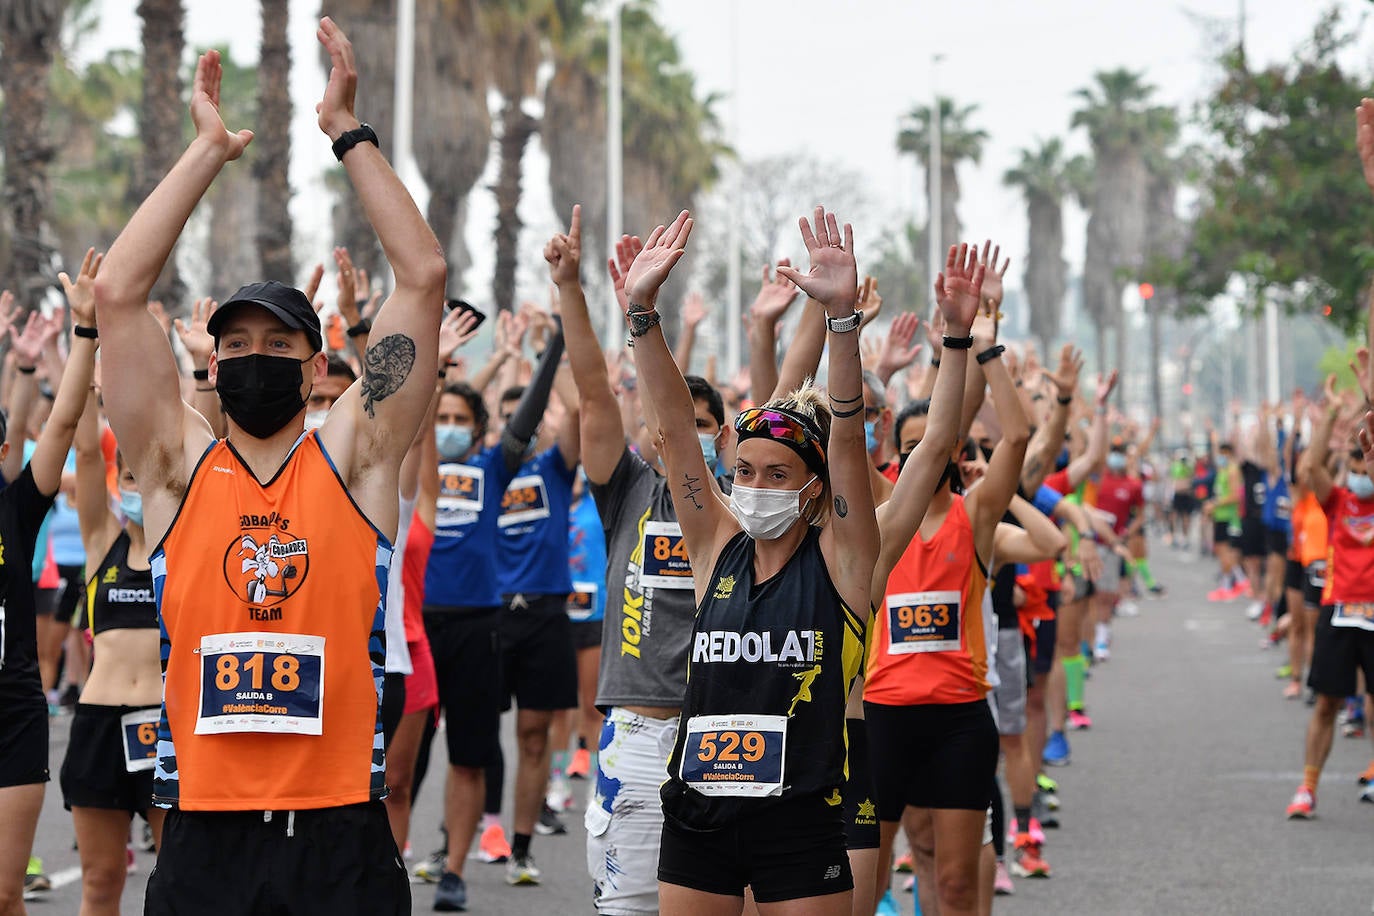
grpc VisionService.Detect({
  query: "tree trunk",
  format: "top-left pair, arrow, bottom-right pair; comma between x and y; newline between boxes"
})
1148,297 -> 1164,422
136,0 -> 186,311
491,99 -> 537,314
0,0 -> 63,312
254,0 -> 294,284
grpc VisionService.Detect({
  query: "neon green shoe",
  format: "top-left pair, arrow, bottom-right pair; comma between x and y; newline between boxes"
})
24,856 -> 51,900
1275,664 -> 1293,680
1036,773 -> 1058,793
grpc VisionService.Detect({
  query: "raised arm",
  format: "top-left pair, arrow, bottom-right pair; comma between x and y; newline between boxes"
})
1063,370 -> 1117,489
548,206 -> 623,485
1310,375 -> 1340,505
673,292 -> 708,372
624,211 -> 732,571
874,244 -> 982,579
32,259 -> 102,497
94,53 -> 238,486
776,208 -> 880,588
993,496 -> 1069,565
2,311 -> 51,484
1021,344 -> 1082,493
747,261 -> 800,404
967,316 -> 1031,563
875,311 -> 924,388
315,18 -> 447,477
173,296 -> 226,435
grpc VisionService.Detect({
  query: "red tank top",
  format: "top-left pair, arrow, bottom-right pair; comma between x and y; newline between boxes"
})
865,496 -> 989,705
1321,486 -> 1374,605
402,512 -> 434,644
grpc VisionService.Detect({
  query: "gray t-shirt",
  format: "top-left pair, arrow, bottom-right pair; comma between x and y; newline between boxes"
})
591,446 -> 727,710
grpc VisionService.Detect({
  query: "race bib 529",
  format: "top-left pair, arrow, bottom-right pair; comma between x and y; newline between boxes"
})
680,714 -> 787,797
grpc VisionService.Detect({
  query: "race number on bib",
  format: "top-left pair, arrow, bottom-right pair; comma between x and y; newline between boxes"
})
567,581 -> 598,621
196,632 -> 324,736
680,714 -> 787,797
885,590 -> 961,654
119,708 -> 160,772
1332,602 -> 1374,632
499,475 -> 551,528
437,463 -> 484,521
640,521 -> 692,589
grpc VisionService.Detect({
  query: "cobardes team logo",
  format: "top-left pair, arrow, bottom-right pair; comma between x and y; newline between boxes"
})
224,524 -> 311,607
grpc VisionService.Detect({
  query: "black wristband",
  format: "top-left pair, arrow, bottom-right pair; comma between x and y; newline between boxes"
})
346,318 -> 371,338
976,344 -> 1006,365
942,335 -> 974,350
331,123 -> 379,162
1057,394 -> 1073,405
16,365 -> 35,375
192,368 -> 210,381
930,357 -> 941,368
73,325 -> 98,339
830,402 -> 863,419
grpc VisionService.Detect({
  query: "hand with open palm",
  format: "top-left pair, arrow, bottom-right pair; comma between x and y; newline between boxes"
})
776,207 -> 857,317
58,248 -> 103,328
933,243 -> 984,337
190,50 -> 254,161
624,210 -> 694,310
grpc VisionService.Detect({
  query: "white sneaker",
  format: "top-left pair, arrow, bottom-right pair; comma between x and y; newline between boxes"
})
546,774 -> 574,812
1246,601 -> 1264,621
1093,642 -> 1110,662
1117,600 -> 1139,617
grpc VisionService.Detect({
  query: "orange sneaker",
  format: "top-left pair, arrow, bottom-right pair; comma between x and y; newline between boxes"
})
567,747 -> 591,780
1358,761 -> 1374,785
477,822 -> 512,863
1286,786 -> 1315,819
893,851 -> 913,873
1010,836 -> 1051,878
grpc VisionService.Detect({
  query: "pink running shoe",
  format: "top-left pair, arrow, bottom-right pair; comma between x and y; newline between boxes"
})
1028,817 -> 1046,845
1067,709 -> 1093,731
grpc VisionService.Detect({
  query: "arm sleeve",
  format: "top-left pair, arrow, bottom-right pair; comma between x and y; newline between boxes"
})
501,325 -> 565,472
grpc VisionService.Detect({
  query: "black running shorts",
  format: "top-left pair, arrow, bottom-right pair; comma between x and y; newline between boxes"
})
380,673 -> 406,750
1239,518 -> 1267,559
1303,563 -> 1326,610
499,593 -> 578,711
1308,606 -> 1374,699
1267,527 -> 1290,557
841,718 -> 878,850
423,606 -> 503,768
658,793 -> 853,903
60,703 -> 156,812
571,618 -> 604,651
863,700 -> 999,817
1284,558 -> 1305,592
0,700 -> 49,788
145,801 -> 408,915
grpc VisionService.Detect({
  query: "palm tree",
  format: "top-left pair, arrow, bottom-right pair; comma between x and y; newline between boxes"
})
254,0 -> 294,283
320,0 -> 395,280
414,0 -> 491,295
0,0 -> 66,311
135,0 -> 186,310
1142,108 -> 1184,424
896,97 -> 987,255
1003,138 -> 1073,355
482,0 -> 557,314
201,47 -> 260,296
1072,68 -> 1156,374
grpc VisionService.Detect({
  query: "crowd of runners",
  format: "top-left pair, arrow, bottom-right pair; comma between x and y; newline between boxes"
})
4,16 -> 1374,916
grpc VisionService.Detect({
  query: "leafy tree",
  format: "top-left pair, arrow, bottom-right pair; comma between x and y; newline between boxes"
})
1177,8 -> 1374,332
896,97 -> 986,255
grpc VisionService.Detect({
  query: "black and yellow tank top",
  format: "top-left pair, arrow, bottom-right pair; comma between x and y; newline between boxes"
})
87,531 -> 157,636
662,526 -> 865,830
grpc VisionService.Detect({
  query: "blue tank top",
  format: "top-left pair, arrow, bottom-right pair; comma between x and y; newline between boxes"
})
423,444 -> 517,609
565,488 -> 606,622
49,494 -> 85,566
496,447 -> 576,596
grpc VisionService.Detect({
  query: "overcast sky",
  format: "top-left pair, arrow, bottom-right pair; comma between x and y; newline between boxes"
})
79,0 -> 1372,308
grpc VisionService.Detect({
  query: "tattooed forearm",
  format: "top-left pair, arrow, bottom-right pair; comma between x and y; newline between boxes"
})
361,334 -> 417,418
833,495 -> 849,518
681,473 -> 705,510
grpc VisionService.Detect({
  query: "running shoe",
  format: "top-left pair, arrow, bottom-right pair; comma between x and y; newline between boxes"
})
138,820 -> 156,852
1043,731 -> 1071,766
1286,787 -> 1315,819
1011,838 -> 1051,878
535,802 -> 567,836
1259,604 -> 1274,627
1275,664 -> 1293,680
1148,584 -> 1167,598
1093,642 -> 1110,662
1361,783 -> 1374,804
1245,600 -> 1264,621
1034,791 -> 1060,829
1206,585 -> 1232,602
876,889 -> 901,915
414,849 -> 447,883
433,871 -> 468,912
1067,709 -> 1093,731
476,823 -> 511,864
505,853 -> 541,886
1116,600 -> 1140,617
1036,773 -> 1059,794
23,857 -> 50,900
893,851 -> 914,873
546,774 -> 574,812
1358,761 -> 1374,785
566,747 -> 591,780
994,860 -> 1015,896
1282,681 -> 1302,700
127,845 -> 137,875
1027,817 -> 1046,845
1343,720 -> 1366,739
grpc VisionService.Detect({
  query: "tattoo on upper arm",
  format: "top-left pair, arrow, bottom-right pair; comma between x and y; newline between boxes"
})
360,334 -> 417,419
1024,456 -> 1043,482
834,495 -> 848,518
682,473 -> 705,510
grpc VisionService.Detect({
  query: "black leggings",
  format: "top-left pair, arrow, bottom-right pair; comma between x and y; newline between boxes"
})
990,775 -> 1005,858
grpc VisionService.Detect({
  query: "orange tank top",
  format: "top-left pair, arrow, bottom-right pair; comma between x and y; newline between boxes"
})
151,432 -> 391,811
1293,491 -> 1328,567
865,495 -> 989,706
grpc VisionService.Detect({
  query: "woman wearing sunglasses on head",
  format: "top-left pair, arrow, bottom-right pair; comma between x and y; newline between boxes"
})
624,207 -> 981,915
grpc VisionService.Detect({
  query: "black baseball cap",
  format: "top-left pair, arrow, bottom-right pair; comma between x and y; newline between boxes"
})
208,281 -> 323,353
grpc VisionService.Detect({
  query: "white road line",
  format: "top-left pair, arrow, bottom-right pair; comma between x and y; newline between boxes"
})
49,865 -> 82,889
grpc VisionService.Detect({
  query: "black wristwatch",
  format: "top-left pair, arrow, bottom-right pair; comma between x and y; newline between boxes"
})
332,123 -> 379,162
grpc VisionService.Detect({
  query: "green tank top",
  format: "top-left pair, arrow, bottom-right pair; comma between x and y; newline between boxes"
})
1214,464 -> 1240,524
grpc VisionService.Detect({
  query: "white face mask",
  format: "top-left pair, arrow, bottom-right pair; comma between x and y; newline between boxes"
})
729,476 -> 816,541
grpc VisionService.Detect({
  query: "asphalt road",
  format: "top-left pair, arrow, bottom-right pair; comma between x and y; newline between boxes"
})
23,540 -> 1374,914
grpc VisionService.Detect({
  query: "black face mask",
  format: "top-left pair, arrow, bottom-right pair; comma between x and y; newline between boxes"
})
216,354 -> 310,440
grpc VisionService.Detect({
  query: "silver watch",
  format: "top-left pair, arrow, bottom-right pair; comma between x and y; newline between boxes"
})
825,310 -> 863,333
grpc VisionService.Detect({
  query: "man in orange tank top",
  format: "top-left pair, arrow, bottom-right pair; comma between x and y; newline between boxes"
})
94,20 -> 444,915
